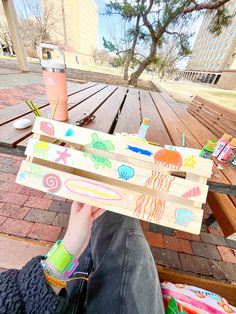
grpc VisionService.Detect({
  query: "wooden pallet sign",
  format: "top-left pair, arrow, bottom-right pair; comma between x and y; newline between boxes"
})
16,117 -> 213,234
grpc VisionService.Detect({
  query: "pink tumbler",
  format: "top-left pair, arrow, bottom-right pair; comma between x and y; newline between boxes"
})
37,43 -> 68,121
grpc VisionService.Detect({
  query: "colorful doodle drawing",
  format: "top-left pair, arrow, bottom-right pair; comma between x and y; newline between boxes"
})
34,141 -> 49,159
29,164 -> 43,177
118,165 -> 135,181
40,121 -> 54,136
217,302 -> 234,313
18,171 -> 26,181
184,155 -> 196,168
182,186 -> 201,199
65,128 -> 75,137
43,174 -> 61,193
55,148 -> 71,165
175,208 -> 194,227
84,133 -> 114,169
64,179 -> 122,200
134,149 -> 182,223
127,145 -> 153,156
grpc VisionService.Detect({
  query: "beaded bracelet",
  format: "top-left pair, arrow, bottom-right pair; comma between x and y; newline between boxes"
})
43,271 -> 67,289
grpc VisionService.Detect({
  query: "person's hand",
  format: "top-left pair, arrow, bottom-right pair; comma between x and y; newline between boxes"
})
62,202 -> 105,259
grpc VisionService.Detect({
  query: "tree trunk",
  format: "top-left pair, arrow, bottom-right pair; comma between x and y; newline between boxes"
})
128,42 -> 157,86
123,14 -> 141,81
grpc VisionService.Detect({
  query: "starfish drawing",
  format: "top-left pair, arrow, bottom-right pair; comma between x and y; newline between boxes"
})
184,155 -> 196,168
55,148 -> 71,165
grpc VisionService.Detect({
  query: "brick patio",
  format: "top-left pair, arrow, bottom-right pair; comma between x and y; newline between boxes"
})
0,152 -> 235,283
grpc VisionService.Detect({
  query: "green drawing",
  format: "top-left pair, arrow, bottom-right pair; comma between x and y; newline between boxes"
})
84,133 -> 115,169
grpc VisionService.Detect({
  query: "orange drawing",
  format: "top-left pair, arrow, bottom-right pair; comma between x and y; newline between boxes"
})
134,149 -> 182,222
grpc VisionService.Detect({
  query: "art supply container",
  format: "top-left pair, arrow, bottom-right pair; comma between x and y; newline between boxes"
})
218,138 -> 236,163
199,140 -> 217,159
212,133 -> 232,157
138,118 -> 151,139
37,43 -> 68,121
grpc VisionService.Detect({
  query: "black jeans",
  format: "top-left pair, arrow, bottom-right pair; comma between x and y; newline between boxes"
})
64,211 -> 164,314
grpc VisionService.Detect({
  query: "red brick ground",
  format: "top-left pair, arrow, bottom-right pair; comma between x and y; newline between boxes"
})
0,152 -> 236,282
0,84 -> 45,108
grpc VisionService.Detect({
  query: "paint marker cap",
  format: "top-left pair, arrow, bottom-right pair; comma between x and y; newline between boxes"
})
221,133 -> 232,142
230,138 -> 236,147
206,139 -> 217,150
143,118 -> 151,125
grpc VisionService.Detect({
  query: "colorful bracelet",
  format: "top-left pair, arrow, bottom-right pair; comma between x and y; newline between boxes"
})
41,260 -> 68,282
46,240 -> 79,277
43,271 -> 67,289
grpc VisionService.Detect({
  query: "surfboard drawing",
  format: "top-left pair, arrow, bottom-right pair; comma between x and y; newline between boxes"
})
64,179 -> 122,201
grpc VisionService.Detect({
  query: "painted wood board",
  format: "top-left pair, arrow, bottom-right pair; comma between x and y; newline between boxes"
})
26,138 -> 209,203
33,117 -> 213,178
16,161 -> 203,234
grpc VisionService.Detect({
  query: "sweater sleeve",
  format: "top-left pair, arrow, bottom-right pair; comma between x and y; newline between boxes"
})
0,256 -> 67,314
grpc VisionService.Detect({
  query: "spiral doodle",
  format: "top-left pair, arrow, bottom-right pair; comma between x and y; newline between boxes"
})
43,174 -> 61,193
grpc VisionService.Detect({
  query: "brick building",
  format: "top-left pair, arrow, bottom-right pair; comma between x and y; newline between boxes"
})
183,0 -> 236,90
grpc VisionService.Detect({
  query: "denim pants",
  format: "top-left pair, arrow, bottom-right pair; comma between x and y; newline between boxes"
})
64,211 -> 165,314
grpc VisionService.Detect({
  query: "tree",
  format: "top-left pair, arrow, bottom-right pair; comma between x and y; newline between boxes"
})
105,0 -> 232,86
16,0 -> 61,49
92,48 -> 113,66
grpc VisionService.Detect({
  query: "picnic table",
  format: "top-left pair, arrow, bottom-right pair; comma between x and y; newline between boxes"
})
0,81 -> 235,196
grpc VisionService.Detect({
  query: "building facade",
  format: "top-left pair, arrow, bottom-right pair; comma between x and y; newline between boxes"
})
45,0 -> 98,67
183,0 -> 236,90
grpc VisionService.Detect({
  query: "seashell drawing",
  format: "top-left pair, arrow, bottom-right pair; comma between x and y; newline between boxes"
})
175,208 -> 194,227
65,128 -> 75,137
118,165 -> 135,181
40,121 -> 54,136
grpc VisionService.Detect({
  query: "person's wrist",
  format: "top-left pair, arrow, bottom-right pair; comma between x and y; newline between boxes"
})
61,236 -> 80,259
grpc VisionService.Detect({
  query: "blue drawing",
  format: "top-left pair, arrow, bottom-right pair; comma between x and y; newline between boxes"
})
18,171 -> 26,181
175,209 -> 194,227
127,145 -> 153,156
65,128 -> 75,137
118,165 -> 135,181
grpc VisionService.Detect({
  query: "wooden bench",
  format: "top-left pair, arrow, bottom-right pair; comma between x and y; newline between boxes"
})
187,95 -> 236,240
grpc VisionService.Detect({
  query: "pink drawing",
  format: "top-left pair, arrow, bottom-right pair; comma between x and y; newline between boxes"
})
55,148 -> 71,164
40,121 -> 55,136
64,179 -> 122,201
182,186 -> 201,199
43,174 -> 61,193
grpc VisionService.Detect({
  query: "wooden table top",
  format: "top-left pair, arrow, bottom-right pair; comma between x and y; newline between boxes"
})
0,81 -> 235,195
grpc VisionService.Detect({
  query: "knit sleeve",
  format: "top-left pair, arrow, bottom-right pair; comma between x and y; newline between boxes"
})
0,256 -> 67,314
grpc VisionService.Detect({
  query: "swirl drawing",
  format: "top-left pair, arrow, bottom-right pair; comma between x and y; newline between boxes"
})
43,174 -> 61,193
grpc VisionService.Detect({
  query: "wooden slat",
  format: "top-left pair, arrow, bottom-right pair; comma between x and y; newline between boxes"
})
0,234 -> 49,270
16,161 -> 204,234
26,138 -> 209,204
66,85 -> 118,125
194,95 -> 236,124
140,91 -> 172,146
158,268 -> 236,307
0,82 -> 97,126
114,88 -> 141,134
83,86 -> 128,133
0,84 -> 107,148
32,117 -> 213,178
207,192 -> 236,239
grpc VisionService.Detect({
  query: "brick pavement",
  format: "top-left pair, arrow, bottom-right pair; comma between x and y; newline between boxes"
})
0,152 -> 236,283
0,84 -> 45,109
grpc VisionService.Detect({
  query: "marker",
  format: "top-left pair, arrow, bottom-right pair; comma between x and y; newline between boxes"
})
182,133 -> 186,147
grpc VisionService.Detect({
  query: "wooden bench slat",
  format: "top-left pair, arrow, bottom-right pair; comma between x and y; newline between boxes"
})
140,91 -> 172,146
0,82 -> 97,126
0,84 -> 108,149
114,88 -> 141,134
207,192 -> 236,239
